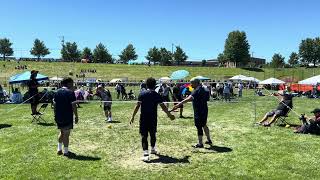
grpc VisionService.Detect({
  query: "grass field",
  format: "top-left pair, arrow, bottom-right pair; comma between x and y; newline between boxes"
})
1,61 -> 320,86
1,90 -> 320,179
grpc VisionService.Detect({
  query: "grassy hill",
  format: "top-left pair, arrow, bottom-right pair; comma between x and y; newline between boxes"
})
0,61 -> 319,85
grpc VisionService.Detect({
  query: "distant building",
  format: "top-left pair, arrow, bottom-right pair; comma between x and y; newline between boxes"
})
223,57 -> 266,68
174,59 -> 219,67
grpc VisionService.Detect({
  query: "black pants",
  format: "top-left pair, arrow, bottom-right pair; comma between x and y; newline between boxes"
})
141,131 -> 156,151
196,125 -> 204,136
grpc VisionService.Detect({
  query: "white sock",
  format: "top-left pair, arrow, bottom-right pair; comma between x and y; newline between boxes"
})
64,147 -> 69,154
57,143 -> 62,151
143,150 -> 148,155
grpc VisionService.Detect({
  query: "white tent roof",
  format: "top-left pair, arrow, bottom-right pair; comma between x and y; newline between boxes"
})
229,75 -> 248,81
241,76 -> 260,82
298,75 -> 320,85
49,76 -> 63,81
110,78 -> 122,83
259,78 -> 285,85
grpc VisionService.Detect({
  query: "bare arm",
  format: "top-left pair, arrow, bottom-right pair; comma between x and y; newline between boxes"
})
160,103 -> 175,120
72,102 -> 79,124
171,95 -> 193,111
130,102 -> 141,124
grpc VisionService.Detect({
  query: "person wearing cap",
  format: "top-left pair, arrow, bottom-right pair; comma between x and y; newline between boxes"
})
171,78 -> 212,148
95,84 -> 113,122
294,108 -> 320,134
27,70 -> 40,115
258,92 -> 293,126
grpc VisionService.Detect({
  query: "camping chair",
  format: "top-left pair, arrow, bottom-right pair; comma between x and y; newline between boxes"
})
31,103 -> 48,123
276,109 -> 291,126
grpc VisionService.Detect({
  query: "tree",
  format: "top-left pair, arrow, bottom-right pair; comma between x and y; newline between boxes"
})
81,47 -> 93,62
270,53 -> 285,68
30,39 -> 50,61
159,47 -> 172,65
299,38 -> 317,67
288,52 -> 299,67
217,53 -> 226,64
61,42 -> 81,62
0,38 -> 14,61
222,30 -> 250,66
119,44 -> 138,64
93,43 -> 113,63
173,46 -> 188,65
145,47 -> 161,65
314,37 -> 320,67
201,59 -> 207,66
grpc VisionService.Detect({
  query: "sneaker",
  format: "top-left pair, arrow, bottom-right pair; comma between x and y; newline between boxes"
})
192,143 -> 204,148
108,117 -> 112,122
151,148 -> 158,154
142,152 -> 150,162
205,140 -> 213,145
63,151 -> 76,158
57,150 -> 63,155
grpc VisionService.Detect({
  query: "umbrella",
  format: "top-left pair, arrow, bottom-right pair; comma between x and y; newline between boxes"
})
192,75 -> 210,80
259,78 -> 285,85
298,75 -> 320,85
229,75 -> 248,81
170,70 -> 189,80
9,71 -> 49,84
181,84 -> 193,95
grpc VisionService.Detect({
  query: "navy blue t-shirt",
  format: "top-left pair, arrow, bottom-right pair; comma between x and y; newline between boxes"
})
54,87 -> 76,126
191,86 -> 210,121
138,89 -> 163,125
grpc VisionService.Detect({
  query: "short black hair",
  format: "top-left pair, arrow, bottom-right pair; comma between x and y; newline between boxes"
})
146,77 -> 156,89
61,77 -> 74,87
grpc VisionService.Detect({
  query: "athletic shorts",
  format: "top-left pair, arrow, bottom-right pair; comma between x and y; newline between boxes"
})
57,122 -> 73,130
266,110 -> 283,117
139,122 -> 157,135
30,94 -> 39,105
103,105 -> 111,111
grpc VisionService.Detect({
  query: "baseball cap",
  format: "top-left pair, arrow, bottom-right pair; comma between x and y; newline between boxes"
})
311,108 -> 320,114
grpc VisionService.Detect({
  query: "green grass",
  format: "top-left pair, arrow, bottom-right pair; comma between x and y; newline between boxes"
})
1,61 -> 320,86
1,91 -> 320,179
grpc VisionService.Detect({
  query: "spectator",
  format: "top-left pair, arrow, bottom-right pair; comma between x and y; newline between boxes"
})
294,108 -> 320,134
11,88 -> 23,104
223,83 -> 231,101
238,82 -> 244,97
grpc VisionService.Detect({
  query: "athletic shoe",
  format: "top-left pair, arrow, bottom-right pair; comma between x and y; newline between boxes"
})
57,150 -> 63,155
142,152 -> 150,162
63,151 -> 76,158
192,144 -> 204,148
108,117 -> 112,122
205,140 -> 213,145
151,148 -> 158,154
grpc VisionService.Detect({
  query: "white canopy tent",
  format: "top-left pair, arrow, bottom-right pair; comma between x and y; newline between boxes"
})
298,75 -> 320,85
241,76 -> 260,82
259,78 -> 285,85
229,75 -> 248,81
159,77 -> 171,82
49,76 -> 63,81
110,78 -> 122,83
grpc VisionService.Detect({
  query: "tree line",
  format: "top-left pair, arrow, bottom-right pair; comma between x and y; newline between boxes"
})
1,33 -> 320,67
0,38 -> 188,65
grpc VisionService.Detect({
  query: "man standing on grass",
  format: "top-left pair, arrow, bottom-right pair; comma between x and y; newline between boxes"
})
53,77 -> 79,157
130,77 -> 175,162
171,78 -> 212,148
27,70 -> 40,115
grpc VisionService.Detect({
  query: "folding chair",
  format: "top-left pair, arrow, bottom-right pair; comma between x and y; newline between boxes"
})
31,103 -> 48,123
276,109 -> 291,126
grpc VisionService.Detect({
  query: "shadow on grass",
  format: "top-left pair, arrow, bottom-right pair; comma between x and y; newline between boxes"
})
179,116 -> 193,119
37,122 -> 55,127
0,124 -> 12,129
107,121 -> 121,124
67,154 -> 101,161
193,145 -> 232,154
147,154 -> 190,164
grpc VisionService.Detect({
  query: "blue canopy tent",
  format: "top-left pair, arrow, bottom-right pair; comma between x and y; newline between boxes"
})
170,70 -> 190,80
9,71 -> 49,84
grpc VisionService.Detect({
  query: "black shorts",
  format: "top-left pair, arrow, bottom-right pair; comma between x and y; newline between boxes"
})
194,111 -> 208,127
103,105 -> 111,111
30,94 -> 39,105
139,123 -> 157,135
57,122 -> 73,130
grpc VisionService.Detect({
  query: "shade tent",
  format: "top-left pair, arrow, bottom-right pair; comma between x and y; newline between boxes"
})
170,70 -> 189,80
241,76 -> 260,82
229,75 -> 248,81
298,75 -> 320,85
192,76 -> 210,80
9,71 -> 49,84
259,78 -> 285,85
159,77 -> 171,82
110,78 -> 122,83
49,76 -> 63,81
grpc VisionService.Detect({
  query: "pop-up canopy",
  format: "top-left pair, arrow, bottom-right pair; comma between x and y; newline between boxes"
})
9,71 -> 49,84
298,75 -> 320,85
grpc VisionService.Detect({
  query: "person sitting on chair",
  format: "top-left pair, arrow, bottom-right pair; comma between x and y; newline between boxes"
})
294,108 -> 320,135
258,92 -> 293,127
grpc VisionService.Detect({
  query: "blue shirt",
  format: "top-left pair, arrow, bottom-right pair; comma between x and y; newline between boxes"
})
54,87 -> 76,125
138,89 -> 163,124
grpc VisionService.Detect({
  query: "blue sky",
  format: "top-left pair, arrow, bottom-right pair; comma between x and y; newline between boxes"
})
1,0 -> 320,62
